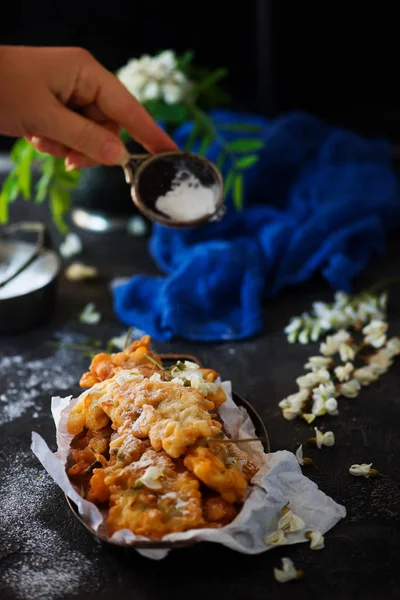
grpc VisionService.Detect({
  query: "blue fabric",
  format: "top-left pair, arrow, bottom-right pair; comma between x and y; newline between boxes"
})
113,111 -> 400,341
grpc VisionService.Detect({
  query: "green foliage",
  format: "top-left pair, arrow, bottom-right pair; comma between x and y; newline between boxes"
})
0,138 -> 81,232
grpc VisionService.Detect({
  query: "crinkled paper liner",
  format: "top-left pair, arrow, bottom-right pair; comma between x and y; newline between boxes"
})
31,381 -> 346,560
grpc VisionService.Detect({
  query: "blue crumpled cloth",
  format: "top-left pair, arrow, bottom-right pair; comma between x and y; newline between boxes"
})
113,110 -> 400,341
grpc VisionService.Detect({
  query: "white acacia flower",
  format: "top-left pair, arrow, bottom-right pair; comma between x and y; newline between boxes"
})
284,317 -> 302,335
298,329 -> 310,344
320,330 -> 351,356
339,378 -> 361,398
349,463 -> 374,478
339,343 -> 356,362
64,262 -> 98,281
306,530 -> 325,550
311,382 -> 338,416
110,332 -> 130,350
149,372 -> 162,383
279,390 -> 309,420
314,427 -> 335,448
296,445 -> 304,465
362,320 -> 388,348
334,362 -> 354,382
278,509 -> 306,533
385,337 -> 400,358
296,368 -> 330,389
302,413 -> 316,424
274,558 -> 303,583
79,302 -> 101,325
367,349 -> 393,374
135,466 -> 164,490
59,232 -> 83,258
304,356 -> 333,371
353,366 -> 379,386
265,530 -> 287,546
118,50 -> 190,105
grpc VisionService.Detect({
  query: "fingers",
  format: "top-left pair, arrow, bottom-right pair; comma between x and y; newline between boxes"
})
65,115 -> 121,170
32,101 -> 128,166
91,63 -> 179,154
27,135 -> 68,158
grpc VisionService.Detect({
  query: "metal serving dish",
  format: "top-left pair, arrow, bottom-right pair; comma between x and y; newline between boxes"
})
65,353 -> 269,550
0,222 -> 61,333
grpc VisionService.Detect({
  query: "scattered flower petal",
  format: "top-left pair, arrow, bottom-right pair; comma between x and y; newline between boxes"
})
339,378 -> 361,398
79,302 -> 101,325
302,413 -> 316,424
274,558 -> 303,583
314,427 -> 335,448
367,349 -> 393,374
320,330 -> 351,356
135,466 -> 164,490
64,262 -> 98,281
306,530 -> 325,550
296,444 -> 313,466
278,509 -> 306,533
297,368 -> 330,389
304,356 -> 333,371
266,530 -> 287,546
353,366 -> 379,386
362,320 -> 388,348
385,337 -> 400,358
334,362 -> 354,382
59,233 -> 83,258
339,343 -> 356,362
349,463 -> 374,478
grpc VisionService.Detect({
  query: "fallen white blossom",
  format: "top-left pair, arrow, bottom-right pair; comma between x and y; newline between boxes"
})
79,302 -> 101,325
265,530 -> 287,546
306,530 -> 325,550
339,378 -> 361,398
314,428 -> 335,448
274,558 -> 303,583
334,362 -> 354,382
362,320 -> 388,348
59,232 -> 83,258
64,262 -> 98,281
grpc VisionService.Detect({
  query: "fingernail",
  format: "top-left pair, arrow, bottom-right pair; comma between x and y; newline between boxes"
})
65,158 -> 78,171
101,140 -> 129,165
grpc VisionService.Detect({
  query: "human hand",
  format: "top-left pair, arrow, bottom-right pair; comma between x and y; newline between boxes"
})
0,45 -> 178,170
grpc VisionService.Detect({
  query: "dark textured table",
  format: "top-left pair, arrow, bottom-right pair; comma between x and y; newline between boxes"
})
1,200 -> 400,600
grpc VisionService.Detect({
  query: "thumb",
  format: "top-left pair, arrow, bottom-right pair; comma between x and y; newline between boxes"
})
40,103 -> 129,165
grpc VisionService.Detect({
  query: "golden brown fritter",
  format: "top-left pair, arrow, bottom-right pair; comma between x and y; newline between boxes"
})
105,448 -> 204,538
79,335 -> 162,388
184,446 -> 248,503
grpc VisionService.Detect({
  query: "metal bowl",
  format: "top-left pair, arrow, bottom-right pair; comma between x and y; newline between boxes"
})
0,223 -> 61,333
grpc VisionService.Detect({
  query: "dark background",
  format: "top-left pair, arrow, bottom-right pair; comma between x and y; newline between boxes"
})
1,1 -> 400,149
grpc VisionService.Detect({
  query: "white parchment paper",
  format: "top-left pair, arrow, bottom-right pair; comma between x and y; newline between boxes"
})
31,381 -> 346,560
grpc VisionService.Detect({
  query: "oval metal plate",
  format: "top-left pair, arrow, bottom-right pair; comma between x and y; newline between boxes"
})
65,356 -> 269,550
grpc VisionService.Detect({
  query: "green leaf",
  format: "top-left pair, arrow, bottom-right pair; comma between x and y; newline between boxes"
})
223,170 -> 234,198
235,155 -> 259,170
144,100 -> 188,124
10,138 -> 30,163
226,138 -> 265,152
216,152 -> 226,171
184,125 -> 199,153
192,68 -> 228,95
219,123 -> 263,133
17,145 -> 34,199
120,128 -> 131,143
49,184 -> 70,234
35,158 -> 55,204
198,134 -> 213,156
177,50 -> 194,70
233,174 -> 244,211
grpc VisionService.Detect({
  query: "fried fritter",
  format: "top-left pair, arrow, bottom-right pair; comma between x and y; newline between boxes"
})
80,335 -> 162,388
184,446 -> 248,503
105,448 -> 204,538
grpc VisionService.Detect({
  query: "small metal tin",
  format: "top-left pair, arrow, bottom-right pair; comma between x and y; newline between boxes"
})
122,151 -> 226,229
64,352 -> 269,550
0,222 -> 61,333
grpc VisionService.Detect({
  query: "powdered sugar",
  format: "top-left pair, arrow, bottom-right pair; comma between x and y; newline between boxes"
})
155,168 -> 218,222
0,451 -> 100,600
0,334 -> 82,426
